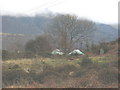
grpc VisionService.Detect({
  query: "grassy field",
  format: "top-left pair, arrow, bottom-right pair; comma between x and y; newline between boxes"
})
2,53 -> 118,88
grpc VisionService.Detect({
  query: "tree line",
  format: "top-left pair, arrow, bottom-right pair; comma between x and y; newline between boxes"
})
3,14 -> 111,60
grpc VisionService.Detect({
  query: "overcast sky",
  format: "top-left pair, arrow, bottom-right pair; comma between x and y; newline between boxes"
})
0,0 -> 119,24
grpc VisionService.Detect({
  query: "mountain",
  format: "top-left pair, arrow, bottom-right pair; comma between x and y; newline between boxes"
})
111,24 -> 120,37
2,15 -> 51,35
1,15 -> 118,51
93,23 -> 118,43
1,33 -> 36,52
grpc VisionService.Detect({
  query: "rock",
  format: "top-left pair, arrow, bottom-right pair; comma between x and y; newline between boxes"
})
100,48 -> 104,55
69,71 -> 75,76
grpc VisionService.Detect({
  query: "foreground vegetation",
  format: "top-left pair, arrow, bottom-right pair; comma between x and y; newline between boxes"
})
2,54 -> 118,88
2,37 -> 119,88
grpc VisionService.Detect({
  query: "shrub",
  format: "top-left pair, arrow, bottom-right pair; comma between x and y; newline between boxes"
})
2,50 -> 11,60
98,68 -> 118,84
2,69 -> 30,86
54,65 -> 78,73
38,52 -> 52,58
75,69 -> 87,77
80,56 -> 93,67
91,42 -> 110,55
24,51 -> 36,58
25,35 -> 52,57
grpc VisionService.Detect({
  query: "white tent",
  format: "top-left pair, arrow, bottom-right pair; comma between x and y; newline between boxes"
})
51,49 -> 64,55
68,49 -> 85,55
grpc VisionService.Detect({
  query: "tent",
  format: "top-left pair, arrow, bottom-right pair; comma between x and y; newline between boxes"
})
68,49 -> 85,55
51,49 -> 64,55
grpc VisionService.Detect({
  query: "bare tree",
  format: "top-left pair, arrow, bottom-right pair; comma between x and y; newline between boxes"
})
47,14 -> 96,53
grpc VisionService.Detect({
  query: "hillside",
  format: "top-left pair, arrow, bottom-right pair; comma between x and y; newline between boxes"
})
1,15 -> 118,51
94,23 -> 118,43
2,15 -> 118,38
1,33 -> 36,52
111,24 -> 120,37
2,15 -> 51,35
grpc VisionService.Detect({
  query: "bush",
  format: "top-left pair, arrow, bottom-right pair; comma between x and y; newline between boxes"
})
75,69 -> 87,77
25,35 -> 52,57
38,52 -> 52,58
29,64 -> 64,83
80,56 -> 93,67
2,69 -> 31,86
24,51 -> 36,58
55,65 -> 77,73
2,50 -> 11,60
98,68 -> 118,84
91,42 -> 110,55
2,50 -> 28,60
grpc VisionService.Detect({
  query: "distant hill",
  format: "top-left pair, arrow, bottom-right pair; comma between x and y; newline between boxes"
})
93,23 -> 118,43
2,15 -> 51,35
111,24 -> 120,37
1,15 -> 118,51
1,33 -> 36,52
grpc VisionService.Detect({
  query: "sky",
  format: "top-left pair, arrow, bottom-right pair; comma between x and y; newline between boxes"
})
0,0 -> 119,24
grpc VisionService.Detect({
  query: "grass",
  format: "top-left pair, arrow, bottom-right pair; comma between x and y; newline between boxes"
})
2,55 -> 118,88
3,57 -> 81,71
